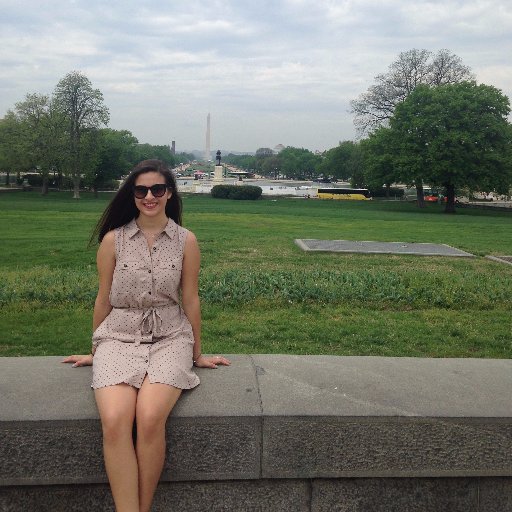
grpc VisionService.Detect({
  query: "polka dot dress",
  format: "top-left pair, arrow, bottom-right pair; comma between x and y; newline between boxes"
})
91,218 -> 200,390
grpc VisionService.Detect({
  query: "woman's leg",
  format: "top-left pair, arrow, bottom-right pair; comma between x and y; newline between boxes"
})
95,384 -> 139,512
135,376 -> 182,512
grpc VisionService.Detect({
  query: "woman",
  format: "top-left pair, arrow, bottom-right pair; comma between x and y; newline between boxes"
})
63,159 -> 230,512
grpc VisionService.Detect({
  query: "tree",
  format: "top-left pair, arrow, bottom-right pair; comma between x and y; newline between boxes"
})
0,113 -> 28,185
261,155 -> 282,179
254,147 -> 274,174
223,154 -> 256,172
175,152 -> 194,164
277,147 -> 320,180
389,82 -> 512,213
351,49 -> 473,135
361,126 -> 410,199
11,93 -> 67,194
86,129 -> 139,195
318,141 -> 364,182
53,71 -> 109,198
134,144 -> 175,167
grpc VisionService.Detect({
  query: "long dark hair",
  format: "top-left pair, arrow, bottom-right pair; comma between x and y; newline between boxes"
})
90,160 -> 182,244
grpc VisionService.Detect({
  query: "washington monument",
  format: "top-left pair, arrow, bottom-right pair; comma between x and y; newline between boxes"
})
204,113 -> 211,161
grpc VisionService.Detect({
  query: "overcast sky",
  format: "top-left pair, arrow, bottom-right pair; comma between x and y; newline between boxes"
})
1,0 -> 511,153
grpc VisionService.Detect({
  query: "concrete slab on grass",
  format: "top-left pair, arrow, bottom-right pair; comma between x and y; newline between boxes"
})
295,239 -> 474,257
486,255 -> 512,266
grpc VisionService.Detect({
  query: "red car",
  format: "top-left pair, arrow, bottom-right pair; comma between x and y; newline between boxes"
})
424,192 -> 446,202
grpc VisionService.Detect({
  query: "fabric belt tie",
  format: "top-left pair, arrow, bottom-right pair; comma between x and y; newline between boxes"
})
141,307 -> 162,336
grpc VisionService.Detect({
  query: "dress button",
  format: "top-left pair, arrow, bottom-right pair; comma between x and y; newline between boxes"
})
153,247 -> 157,251
148,270 -> 151,273
149,331 -> 152,335
148,291 -> 152,295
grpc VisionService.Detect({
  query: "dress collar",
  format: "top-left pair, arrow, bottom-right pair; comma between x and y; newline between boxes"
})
125,218 -> 177,240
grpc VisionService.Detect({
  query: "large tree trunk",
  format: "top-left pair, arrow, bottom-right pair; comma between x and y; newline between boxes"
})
385,183 -> 391,198
41,176 -> 49,195
444,183 -> 456,214
5,170 -> 10,186
73,174 -> 80,199
416,183 -> 426,208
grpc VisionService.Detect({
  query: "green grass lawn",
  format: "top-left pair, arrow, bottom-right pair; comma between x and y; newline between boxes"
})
1,190 -> 511,358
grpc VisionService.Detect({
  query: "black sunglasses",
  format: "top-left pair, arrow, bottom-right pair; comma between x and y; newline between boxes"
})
133,184 -> 168,199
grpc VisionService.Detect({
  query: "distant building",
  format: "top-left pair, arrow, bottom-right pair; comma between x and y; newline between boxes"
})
273,144 -> 285,154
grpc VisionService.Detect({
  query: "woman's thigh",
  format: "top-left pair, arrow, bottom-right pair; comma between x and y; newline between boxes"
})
136,377 -> 182,429
94,384 -> 138,433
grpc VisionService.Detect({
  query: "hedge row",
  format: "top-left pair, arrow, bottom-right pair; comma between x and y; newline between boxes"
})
211,184 -> 262,200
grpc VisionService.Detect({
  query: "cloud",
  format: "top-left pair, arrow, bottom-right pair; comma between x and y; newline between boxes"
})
1,0 -> 511,151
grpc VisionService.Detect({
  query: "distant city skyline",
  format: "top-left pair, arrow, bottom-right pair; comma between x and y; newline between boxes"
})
1,1 -> 511,153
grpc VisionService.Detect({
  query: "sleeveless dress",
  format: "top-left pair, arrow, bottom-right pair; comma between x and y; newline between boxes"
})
91,218 -> 200,390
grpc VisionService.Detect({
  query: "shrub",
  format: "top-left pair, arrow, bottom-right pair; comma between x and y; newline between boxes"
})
211,184 -> 262,200
24,173 -> 43,186
210,185 -> 231,199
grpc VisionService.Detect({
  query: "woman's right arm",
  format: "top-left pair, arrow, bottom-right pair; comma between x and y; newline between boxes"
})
62,231 -> 116,367
92,231 -> 116,335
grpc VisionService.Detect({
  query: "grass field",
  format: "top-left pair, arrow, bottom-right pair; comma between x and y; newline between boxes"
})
1,190 -> 511,358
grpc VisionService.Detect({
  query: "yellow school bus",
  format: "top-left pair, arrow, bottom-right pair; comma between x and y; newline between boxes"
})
317,188 -> 372,200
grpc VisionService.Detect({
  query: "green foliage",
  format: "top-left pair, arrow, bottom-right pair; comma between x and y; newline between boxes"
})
360,82 -> 512,211
0,113 -> 30,172
2,192 -> 512,358
86,128 -> 139,189
53,71 -> 110,197
198,268 -> 512,309
261,155 -> 282,177
223,153 -> 257,171
389,82 -> 512,211
2,265 -> 511,312
318,141 -> 364,183
211,184 -> 262,200
0,71 -> 190,195
175,152 -> 195,164
277,146 -> 321,179
134,143 -> 175,167
360,128 -> 400,189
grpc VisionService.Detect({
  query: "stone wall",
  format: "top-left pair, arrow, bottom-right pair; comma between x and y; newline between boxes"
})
1,355 -> 512,511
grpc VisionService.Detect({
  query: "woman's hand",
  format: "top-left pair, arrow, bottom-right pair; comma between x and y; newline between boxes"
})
193,355 -> 231,369
61,354 -> 94,368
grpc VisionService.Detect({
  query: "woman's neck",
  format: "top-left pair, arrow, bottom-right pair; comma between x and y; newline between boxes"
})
136,215 -> 169,232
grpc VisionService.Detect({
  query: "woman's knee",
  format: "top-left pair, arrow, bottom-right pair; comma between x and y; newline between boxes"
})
136,408 -> 167,442
100,409 -> 135,444
95,384 -> 137,444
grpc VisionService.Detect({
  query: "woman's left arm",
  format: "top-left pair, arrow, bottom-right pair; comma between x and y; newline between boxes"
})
181,231 -> 230,369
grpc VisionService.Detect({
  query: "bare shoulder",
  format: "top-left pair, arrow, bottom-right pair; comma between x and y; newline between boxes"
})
103,230 -> 116,243
183,229 -> 200,267
97,230 -> 116,261
184,229 -> 198,246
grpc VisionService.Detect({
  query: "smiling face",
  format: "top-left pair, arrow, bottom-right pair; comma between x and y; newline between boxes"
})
134,171 -> 172,220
